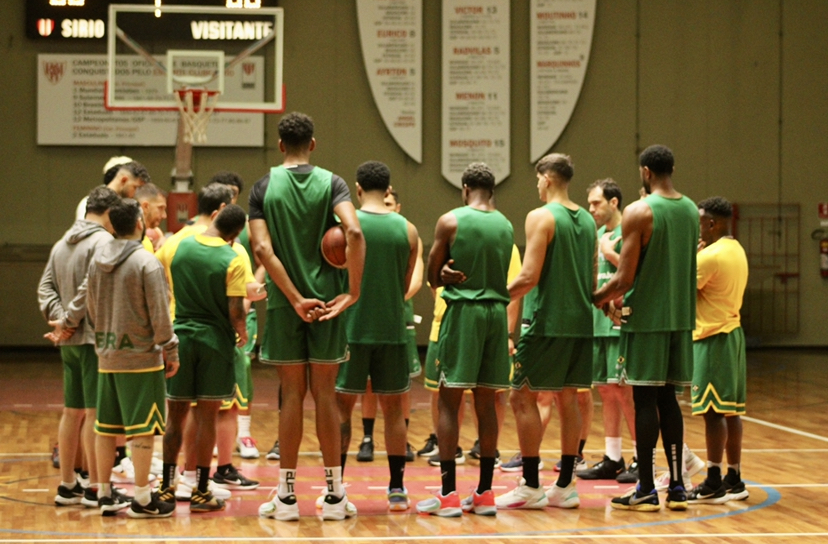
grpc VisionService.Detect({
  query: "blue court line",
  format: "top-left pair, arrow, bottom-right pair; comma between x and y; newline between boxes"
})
0,480 -> 782,540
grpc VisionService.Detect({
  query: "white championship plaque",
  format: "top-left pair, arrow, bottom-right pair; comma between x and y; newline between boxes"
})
357,0 -> 422,163
37,54 -> 264,147
530,0 -> 596,162
442,0 -> 510,188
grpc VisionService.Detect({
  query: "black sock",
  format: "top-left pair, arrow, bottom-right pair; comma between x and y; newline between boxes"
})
114,446 -> 127,465
522,456 -> 540,488
341,453 -> 348,475
405,418 -> 409,429
362,418 -> 375,438
216,463 -> 232,476
633,385 -> 660,494
440,460 -> 456,494
557,455 -> 576,487
725,467 -> 740,484
388,455 -> 406,489
707,465 -> 722,487
578,439 -> 586,457
162,463 -> 177,490
477,457 -> 495,494
196,465 -> 210,494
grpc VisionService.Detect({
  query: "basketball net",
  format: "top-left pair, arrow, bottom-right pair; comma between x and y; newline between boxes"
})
173,88 -> 221,144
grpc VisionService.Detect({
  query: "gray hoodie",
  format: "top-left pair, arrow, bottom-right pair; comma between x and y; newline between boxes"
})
86,238 -> 178,372
38,220 -> 113,346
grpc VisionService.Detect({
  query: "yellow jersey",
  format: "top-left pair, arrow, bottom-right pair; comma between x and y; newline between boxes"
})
694,238 -> 748,341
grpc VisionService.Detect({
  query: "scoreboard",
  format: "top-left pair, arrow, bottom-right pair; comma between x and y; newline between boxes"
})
26,0 -> 279,40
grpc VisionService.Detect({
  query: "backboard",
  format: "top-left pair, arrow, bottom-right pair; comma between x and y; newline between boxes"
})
106,4 -> 283,113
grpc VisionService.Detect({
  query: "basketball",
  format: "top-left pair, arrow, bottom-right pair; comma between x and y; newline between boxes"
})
321,225 -> 347,269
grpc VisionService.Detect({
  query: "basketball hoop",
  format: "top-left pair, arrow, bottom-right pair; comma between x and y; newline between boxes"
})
174,88 -> 221,144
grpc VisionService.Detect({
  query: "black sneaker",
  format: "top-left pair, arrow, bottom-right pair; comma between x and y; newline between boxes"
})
356,436 -> 374,462
688,480 -> 728,504
417,433 -> 439,457
469,439 -> 481,460
51,443 -> 60,469
554,455 -> 587,472
616,457 -> 639,484
156,486 -> 176,504
405,442 -> 415,463
724,478 -> 749,501
190,489 -> 225,513
266,440 -> 280,460
428,447 -> 465,466
99,488 -> 132,516
666,485 -> 688,511
212,465 -> 260,490
576,455 -> 626,480
128,492 -> 176,518
81,487 -> 99,508
611,485 -> 660,511
54,482 -> 84,506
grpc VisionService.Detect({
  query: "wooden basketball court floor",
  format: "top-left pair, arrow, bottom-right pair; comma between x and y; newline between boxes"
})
0,348 -> 826,543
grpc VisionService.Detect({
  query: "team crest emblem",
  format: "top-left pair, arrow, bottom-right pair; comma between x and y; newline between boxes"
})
43,61 -> 66,85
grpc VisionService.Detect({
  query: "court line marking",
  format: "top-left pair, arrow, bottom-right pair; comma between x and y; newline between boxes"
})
742,416 -> 828,443
22,489 -> 48,493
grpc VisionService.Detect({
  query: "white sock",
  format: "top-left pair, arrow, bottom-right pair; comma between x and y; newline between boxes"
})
237,415 -> 252,438
135,484 -> 151,506
278,468 -> 296,498
183,469 -> 196,483
325,466 -> 344,497
61,480 -> 76,489
682,443 -> 692,473
605,437 -> 623,462
98,483 -> 111,499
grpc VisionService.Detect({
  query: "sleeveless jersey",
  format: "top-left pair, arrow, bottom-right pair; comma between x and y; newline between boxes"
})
441,207 -> 513,304
261,165 -> 345,310
346,210 -> 410,344
622,194 -> 698,333
532,203 -> 595,338
593,224 -> 622,338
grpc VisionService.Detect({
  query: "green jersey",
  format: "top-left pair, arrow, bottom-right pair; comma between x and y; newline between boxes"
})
594,224 -> 622,338
441,207 -> 513,304
346,210 -> 410,344
622,194 -> 698,332
237,221 -> 255,266
261,165 -> 346,310
532,203 -> 595,338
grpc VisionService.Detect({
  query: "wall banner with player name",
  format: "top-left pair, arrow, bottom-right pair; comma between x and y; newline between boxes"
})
37,53 -> 263,146
356,0 -> 422,163
441,0 -> 510,189
530,0 -> 596,163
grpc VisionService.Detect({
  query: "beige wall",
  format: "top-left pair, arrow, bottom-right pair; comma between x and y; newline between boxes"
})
1,0 -> 826,346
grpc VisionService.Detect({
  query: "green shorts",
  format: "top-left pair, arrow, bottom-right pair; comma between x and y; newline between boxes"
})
691,327 -> 746,416
95,369 -> 166,437
617,330 -> 693,386
169,333 -> 235,401
592,336 -> 621,385
406,324 -> 421,377
221,348 -> 253,410
512,335 -> 592,391
424,340 -> 440,391
260,307 -> 348,365
61,344 -> 99,409
244,307 -> 258,356
336,343 -> 410,395
436,301 -> 510,390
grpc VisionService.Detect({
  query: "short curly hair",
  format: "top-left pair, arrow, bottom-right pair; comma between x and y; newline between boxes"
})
461,162 -> 495,192
278,112 -> 315,152
214,204 -> 247,238
86,186 -> 121,216
698,196 -> 732,219
356,161 -> 391,193
109,198 -> 142,238
639,145 -> 674,176
209,171 -> 244,194
536,153 -> 574,182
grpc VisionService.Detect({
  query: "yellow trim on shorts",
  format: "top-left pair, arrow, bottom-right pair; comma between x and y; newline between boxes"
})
98,365 -> 165,374
691,383 -> 746,411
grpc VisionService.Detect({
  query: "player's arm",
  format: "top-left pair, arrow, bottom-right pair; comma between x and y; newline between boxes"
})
228,296 -> 248,348
508,208 -> 555,300
226,256 -> 250,346
37,253 -> 63,322
404,227 -> 422,300
593,200 -> 650,307
696,247 -> 716,291
505,245 -> 522,351
248,218 -> 325,322
319,200 -> 365,321
427,212 -> 458,288
599,230 -> 621,268
145,265 -> 179,378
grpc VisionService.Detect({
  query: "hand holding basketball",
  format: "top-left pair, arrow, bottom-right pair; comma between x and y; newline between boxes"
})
321,225 -> 347,269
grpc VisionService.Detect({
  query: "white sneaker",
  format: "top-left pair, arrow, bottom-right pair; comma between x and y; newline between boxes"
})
237,436 -> 260,459
654,470 -> 693,492
321,493 -> 358,520
175,475 -> 231,501
111,457 -> 157,484
149,457 -> 164,477
495,478 -> 548,509
259,492 -> 300,521
685,450 -> 706,479
545,480 -> 580,509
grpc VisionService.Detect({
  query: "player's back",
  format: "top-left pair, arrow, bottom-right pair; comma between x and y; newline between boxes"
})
443,206 -> 513,304
694,238 -> 748,340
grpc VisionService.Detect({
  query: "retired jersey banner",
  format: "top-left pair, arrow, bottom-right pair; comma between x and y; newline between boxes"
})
357,0 -> 422,163
530,0 -> 596,162
441,0 -> 510,188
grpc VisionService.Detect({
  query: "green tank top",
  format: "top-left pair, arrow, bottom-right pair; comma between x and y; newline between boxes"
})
170,236 -> 237,344
532,203 -> 595,338
520,286 -> 538,336
405,298 -> 415,326
237,221 -> 255,265
593,224 -> 622,337
441,207 -> 513,304
622,194 -> 698,332
346,210 -> 410,344
261,165 -> 345,310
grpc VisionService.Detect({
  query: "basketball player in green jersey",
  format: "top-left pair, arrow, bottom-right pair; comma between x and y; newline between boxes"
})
336,161 -> 419,511
417,162 -> 514,517
577,179 -> 638,482
594,144 -> 699,511
250,112 -> 365,521
496,153 -> 596,511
